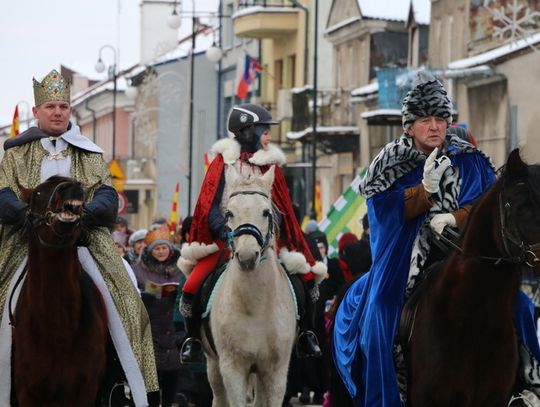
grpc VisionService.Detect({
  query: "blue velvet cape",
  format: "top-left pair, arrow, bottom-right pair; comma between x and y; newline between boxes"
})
333,148 -> 498,407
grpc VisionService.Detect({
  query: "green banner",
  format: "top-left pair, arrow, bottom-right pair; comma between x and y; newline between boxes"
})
318,168 -> 367,258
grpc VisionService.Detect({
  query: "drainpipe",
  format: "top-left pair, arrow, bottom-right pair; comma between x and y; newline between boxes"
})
85,98 -> 97,142
289,0 -> 309,85
216,0 -> 223,138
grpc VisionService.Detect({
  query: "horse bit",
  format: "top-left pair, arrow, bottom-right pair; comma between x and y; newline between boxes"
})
27,181 -> 83,248
225,190 -> 274,255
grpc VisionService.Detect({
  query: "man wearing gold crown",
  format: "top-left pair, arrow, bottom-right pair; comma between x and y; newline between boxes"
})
0,69 -> 159,405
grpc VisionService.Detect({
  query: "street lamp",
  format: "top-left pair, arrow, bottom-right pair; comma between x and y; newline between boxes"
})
166,1 -> 225,215
95,44 -> 118,160
311,0 -> 319,219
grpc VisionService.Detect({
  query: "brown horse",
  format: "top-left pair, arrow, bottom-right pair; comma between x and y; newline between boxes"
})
402,149 -> 540,406
12,176 -> 108,406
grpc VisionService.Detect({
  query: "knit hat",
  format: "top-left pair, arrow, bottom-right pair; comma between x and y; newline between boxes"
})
401,71 -> 453,131
128,228 -> 148,246
144,229 -> 173,252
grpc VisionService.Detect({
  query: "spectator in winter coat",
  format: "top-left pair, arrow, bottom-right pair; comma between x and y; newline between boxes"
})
133,229 -> 183,407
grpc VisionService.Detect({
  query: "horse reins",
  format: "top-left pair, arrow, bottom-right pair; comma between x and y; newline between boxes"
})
433,192 -> 540,268
226,190 -> 274,254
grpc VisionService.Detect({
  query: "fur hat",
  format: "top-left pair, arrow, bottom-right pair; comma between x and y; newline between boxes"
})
401,71 -> 453,131
128,229 -> 148,246
144,229 -> 173,252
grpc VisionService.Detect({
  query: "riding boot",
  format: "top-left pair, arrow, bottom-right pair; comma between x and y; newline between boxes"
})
179,294 -> 205,364
296,279 -> 322,358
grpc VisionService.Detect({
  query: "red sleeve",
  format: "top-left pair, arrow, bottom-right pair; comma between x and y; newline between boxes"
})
189,155 -> 225,244
269,166 -> 317,273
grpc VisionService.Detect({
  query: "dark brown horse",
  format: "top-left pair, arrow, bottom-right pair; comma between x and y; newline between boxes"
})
402,149 -> 540,406
12,176 -> 108,406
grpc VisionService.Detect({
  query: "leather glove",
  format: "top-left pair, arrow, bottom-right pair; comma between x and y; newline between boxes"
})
422,148 -> 452,194
81,185 -> 118,229
430,213 -> 457,235
0,187 -> 28,226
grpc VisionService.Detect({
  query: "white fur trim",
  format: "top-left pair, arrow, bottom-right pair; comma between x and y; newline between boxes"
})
249,144 -> 286,167
178,257 -> 196,277
181,242 -> 219,262
311,262 -> 329,283
210,138 -> 240,164
279,248 -> 311,275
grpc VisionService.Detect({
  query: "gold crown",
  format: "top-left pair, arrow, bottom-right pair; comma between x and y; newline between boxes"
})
33,69 -> 71,106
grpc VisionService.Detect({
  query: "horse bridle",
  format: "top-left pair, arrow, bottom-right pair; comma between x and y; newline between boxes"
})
27,181 -> 83,249
498,193 -> 540,268
434,192 -> 540,268
226,190 -> 274,254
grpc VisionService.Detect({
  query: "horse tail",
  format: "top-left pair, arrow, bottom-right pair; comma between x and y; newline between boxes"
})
326,276 -> 362,407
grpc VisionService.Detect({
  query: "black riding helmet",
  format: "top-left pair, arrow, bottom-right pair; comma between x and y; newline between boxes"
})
228,104 -> 279,152
228,104 -> 278,133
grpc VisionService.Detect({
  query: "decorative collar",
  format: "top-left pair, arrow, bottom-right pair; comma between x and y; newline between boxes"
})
210,137 -> 286,167
4,122 -> 103,153
359,133 -> 493,199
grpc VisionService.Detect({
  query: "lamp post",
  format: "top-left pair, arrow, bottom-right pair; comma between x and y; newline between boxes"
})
311,0 -> 319,218
95,44 -> 118,160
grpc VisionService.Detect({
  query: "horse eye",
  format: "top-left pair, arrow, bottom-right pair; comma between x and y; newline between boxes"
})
262,209 -> 271,217
225,210 -> 234,219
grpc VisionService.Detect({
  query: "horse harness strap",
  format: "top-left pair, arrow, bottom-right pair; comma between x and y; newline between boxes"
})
432,193 -> 540,268
499,194 -> 540,268
227,190 -> 274,254
8,266 -> 28,327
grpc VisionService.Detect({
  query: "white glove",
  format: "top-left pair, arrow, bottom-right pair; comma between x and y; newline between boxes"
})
422,147 -> 452,194
430,213 -> 457,235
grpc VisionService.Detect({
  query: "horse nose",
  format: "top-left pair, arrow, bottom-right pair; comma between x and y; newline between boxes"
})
235,250 -> 259,271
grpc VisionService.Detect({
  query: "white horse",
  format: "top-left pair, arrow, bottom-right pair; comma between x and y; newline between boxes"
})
203,165 -> 297,407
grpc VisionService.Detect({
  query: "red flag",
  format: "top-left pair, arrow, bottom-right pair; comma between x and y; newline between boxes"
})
236,54 -> 263,99
9,105 -> 20,137
169,182 -> 180,232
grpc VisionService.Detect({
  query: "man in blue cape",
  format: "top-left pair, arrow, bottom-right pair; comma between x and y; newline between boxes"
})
332,71 -> 540,406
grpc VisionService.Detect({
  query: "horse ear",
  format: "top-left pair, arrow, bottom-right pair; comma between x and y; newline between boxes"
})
506,149 -> 528,179
19,186 -> 33,204
260,165 -> 276,189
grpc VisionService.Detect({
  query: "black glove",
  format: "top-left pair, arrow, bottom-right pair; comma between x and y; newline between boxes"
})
0,187 -> 28,226
81,185 -> 118,229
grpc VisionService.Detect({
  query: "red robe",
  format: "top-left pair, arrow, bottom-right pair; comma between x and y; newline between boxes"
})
190,154 -> 315,281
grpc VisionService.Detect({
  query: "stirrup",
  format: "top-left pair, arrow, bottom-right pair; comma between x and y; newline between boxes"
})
296,330 -> 322,358
509,390 -> 540,407
180,337 -> 205,364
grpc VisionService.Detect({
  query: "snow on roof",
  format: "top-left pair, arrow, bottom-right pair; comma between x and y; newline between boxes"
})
361,108 -> 401,118
357,0 -> 410,22
325,16 -> 361,35
351,81 -> 379,96
411,0 -> 430,25
448,32 -> 540,69
232,6 -> 299,20
287,126 -> 359,140
72,76 -> 128,106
